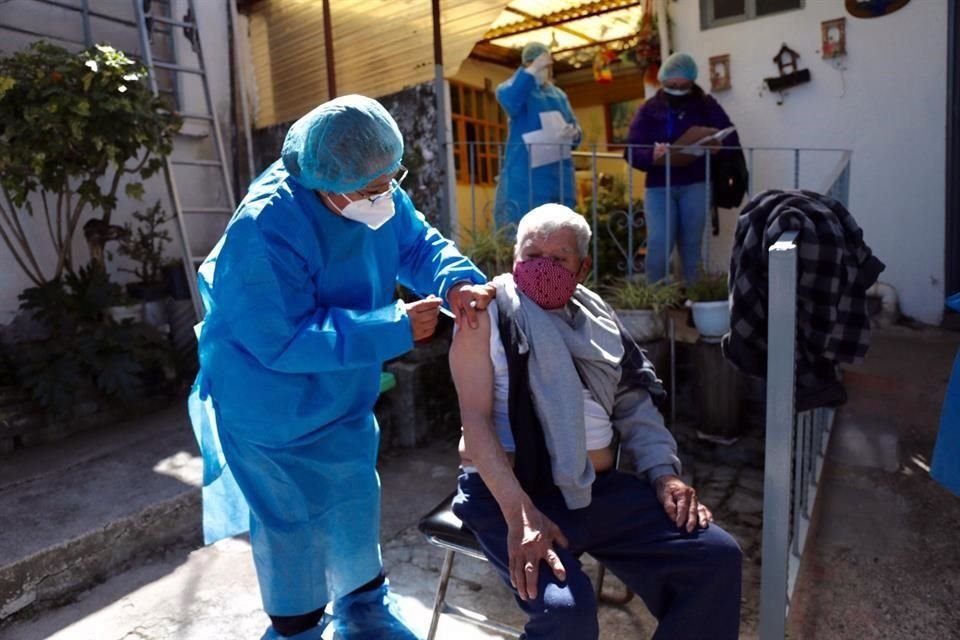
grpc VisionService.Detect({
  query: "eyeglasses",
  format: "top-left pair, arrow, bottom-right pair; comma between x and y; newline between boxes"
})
345,165 -> 408,204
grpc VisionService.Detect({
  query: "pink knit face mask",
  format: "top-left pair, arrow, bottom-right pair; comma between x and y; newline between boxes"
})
513,257 -> 579,309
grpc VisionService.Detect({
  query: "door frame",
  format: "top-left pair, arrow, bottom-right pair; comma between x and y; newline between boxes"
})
946,0 -> 960,310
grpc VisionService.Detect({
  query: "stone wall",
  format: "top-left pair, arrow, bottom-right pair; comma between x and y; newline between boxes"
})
376,322 -> 461,453
0,389 -> 171,455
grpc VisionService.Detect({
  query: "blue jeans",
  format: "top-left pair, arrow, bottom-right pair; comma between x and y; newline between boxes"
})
453,470 -> 743,640
643,182 -> 709,283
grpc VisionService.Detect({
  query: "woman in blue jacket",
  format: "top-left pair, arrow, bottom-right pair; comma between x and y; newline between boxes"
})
189,95 -> 492,640
625,53 -> 740,283
495,42 -> 582,228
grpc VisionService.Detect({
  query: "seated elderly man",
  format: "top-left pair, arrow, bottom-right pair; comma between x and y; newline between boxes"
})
449,204 -> 743,639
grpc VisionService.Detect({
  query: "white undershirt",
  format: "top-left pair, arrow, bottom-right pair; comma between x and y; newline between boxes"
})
484,301 -> 614,453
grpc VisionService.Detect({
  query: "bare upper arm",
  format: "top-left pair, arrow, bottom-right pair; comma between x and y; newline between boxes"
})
449,309 -> 494,421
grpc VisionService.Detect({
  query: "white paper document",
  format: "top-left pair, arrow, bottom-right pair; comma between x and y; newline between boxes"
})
522,110 -> 573,168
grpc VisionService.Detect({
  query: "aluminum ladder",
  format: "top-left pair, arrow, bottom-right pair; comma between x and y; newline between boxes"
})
133,0 -> 236,320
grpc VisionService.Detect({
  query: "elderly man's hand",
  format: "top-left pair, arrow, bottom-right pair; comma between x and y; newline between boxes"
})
655,474 -> 713,533
447,282 -> 496,329
506,502 -> 568,601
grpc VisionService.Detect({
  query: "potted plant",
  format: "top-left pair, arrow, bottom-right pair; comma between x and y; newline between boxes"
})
575,175 -> 645,285
114,201 -> 176,331
605,278 -> 684,343
14,264 -> 172,417
461,223 -> 516,278
686,271 -> 730,338
0,42 -> 181,285
117,201 -> 173,300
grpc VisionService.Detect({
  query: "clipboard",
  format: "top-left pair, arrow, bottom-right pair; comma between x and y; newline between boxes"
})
652,125 -> 728,167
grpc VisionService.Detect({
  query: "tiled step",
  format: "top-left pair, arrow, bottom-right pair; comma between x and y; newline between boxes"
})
0,405 -> 202,625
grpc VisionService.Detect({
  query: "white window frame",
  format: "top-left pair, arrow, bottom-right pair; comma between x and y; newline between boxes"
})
700,0 -> 804,30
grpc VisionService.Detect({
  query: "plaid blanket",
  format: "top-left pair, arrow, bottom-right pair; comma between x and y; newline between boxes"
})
721,190 -> 885,410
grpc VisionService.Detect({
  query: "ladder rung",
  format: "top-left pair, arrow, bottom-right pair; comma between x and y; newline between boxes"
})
172,159 -> 222,167
182,207 -> 233,215
177,112 -> 214,121
153,61 -> 204,75
149,15 -> 196,28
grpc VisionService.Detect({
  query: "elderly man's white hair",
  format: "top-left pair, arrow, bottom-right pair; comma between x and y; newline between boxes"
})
515,203 -> 592,259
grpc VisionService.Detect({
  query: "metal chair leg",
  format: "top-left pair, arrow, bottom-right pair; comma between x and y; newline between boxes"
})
595,562 -> 635,606
427,549 -> 456,640
594,563 -> 606,602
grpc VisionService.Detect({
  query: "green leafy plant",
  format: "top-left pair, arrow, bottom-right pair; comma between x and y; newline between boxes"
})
118,201 -> 172,284
13,264 -> 171,416
461,224 -> 516,278
0,42 -> 181,284
575,175 -> 645,284
686,271 -> 729,302
604,278 -> 684,312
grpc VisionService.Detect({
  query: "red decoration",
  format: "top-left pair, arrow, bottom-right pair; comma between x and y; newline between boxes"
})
593,49 -> 617,84
635,0 -> 661,76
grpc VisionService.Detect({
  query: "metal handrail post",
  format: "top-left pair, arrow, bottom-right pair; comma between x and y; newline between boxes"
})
759,230 -> 799,640
665,147 -> 672,281
591,144 -> 599,286
627,145 -> 635,279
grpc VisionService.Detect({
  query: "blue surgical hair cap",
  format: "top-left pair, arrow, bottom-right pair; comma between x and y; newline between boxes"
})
658,52 -> 698,83
281,94 -> 404,193
521,42 -> 550,65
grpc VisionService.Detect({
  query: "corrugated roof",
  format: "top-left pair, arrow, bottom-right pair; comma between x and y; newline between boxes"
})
248,0 -> 507,127
246,0 -> 642,127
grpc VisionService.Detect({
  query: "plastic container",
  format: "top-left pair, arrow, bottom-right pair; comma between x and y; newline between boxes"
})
691,300 -> 730,337
693,338 -> 746,442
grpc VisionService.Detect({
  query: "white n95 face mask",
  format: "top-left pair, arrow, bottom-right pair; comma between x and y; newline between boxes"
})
335,195 -> 396,230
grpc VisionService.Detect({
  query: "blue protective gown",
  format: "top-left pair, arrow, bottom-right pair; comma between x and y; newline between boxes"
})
188,160 -> 485,616
932,350 -> 960,497
494,68 -> 581,227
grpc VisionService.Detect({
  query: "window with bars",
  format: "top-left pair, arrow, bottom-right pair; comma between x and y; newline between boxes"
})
701,0 -> 803,29
449,81 -> 507,186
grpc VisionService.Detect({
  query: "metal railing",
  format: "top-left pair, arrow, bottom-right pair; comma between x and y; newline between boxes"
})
758,150 -> 851,639
449,141 -> 853,284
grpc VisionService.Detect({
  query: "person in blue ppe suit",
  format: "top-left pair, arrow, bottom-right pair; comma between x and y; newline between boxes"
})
494,42 -> 582,228
188,95 -> 494,640
932,292 -> 960,497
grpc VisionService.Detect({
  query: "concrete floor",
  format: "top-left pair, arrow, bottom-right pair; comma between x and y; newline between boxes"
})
2,325 -> 958,639
787,326 -> 960,639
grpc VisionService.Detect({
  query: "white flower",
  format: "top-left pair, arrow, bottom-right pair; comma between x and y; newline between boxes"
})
84,60 -> 98,73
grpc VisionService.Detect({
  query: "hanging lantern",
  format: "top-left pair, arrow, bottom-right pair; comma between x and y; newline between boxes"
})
593,48 -> 616,84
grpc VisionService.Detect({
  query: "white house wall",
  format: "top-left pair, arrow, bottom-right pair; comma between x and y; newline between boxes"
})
671,0 -> 948,324
0,0 -> 235,323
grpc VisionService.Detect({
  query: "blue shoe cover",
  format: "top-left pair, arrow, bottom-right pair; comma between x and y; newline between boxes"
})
333,579 -> 424,640
260,616 -> 329,640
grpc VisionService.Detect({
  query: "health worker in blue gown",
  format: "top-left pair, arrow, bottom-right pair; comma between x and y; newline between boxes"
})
188,95 -> 493,640
494,42 -> 582,228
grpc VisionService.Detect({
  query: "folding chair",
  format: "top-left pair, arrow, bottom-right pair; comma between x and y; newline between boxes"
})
418,475 -> 634,639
